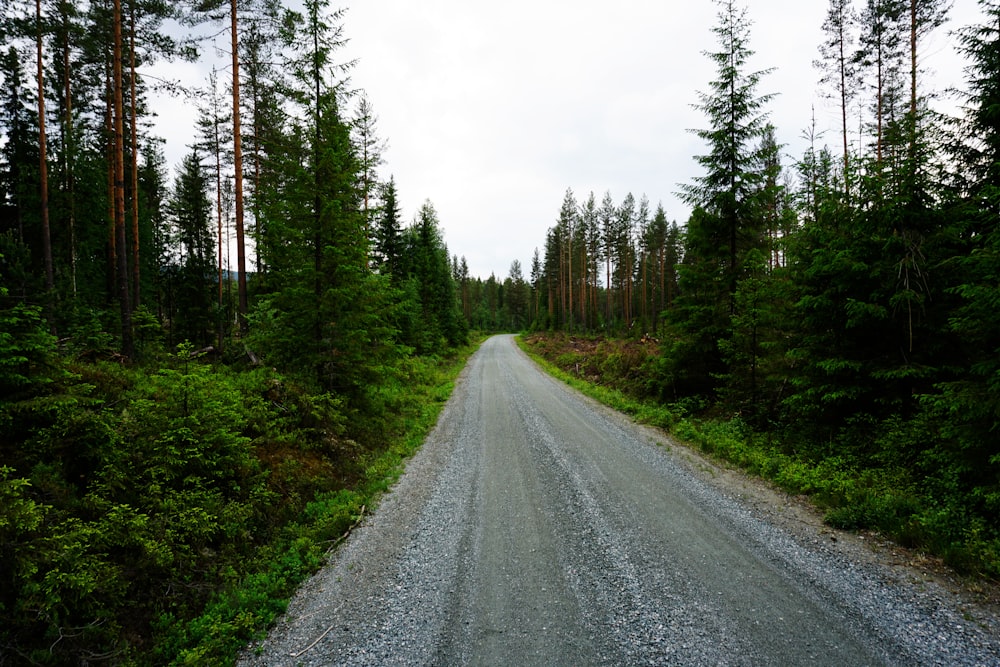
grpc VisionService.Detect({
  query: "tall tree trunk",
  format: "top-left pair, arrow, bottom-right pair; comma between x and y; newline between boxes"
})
61,5 -> 78,298
231,0 -> 248,334
838,8 -> 850,199
567,226 -> 573,331
35,0 -> 55,323
606,254 -> 611,326
128,2 -> 141,308
250,65 -> 262,273
641,250 -> 648,328
105,69 -> 116,301
580,239 -> 587,330
876,31 -> 885,165
113,0 -> 134,358
658,244 -> 666,333
909,0 -> 918,120
212,70 -> 224,349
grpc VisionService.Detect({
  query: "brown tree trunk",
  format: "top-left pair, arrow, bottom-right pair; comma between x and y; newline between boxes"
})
231,0 -> 248,334
61,6 -> 78,298
909,0 -> 918,120
567,225 -> 573,331
35,0 -> 55,319
128,2 -> 141,308
838,8 -> 850,200
105,70 -> 116,300
580,240 -> 587,330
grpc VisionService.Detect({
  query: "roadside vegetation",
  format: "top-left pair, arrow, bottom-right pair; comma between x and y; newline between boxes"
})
515,1 -> 1000,585
6,0 -> 1000,662
1,308 -> 479,664
520,333 -> 1000,582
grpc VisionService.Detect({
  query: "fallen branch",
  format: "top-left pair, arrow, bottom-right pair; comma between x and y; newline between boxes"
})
289,610 -> 340,659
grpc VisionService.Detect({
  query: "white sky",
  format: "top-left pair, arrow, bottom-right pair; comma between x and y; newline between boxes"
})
150,0 -> 984,280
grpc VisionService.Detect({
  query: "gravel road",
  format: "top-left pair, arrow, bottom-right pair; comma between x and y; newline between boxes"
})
239,334 -> 1000,666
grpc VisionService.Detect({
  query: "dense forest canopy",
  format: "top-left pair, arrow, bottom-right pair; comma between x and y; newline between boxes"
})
2,0 -> 1000,663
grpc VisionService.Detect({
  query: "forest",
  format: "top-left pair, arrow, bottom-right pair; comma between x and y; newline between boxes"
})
0,0 -> 528,663
1,0 -> 999,663
525,0 -> 1000,597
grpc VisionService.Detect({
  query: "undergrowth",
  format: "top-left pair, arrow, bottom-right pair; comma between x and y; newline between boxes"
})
0,333 -> 480,666
159,340 -> 479,665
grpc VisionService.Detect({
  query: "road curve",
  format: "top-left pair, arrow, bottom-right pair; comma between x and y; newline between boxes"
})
239,334 -> 999,666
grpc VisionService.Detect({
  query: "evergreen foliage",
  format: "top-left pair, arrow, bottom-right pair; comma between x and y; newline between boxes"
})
0,0 -> 475,662
4,0 -> 1000,660
529,0 -> 1000,580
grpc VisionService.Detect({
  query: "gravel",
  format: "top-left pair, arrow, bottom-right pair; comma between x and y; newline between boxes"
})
238,335 -> 1000,667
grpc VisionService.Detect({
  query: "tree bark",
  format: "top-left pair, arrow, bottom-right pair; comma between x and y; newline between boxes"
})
129,2 -> 141,308
35,0 -> 55,321
232,0 -> 248,334
60,5 -> 78,298
113,0 -> 134,358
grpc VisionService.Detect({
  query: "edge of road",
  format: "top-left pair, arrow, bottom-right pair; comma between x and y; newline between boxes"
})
511,332 -> 1000,632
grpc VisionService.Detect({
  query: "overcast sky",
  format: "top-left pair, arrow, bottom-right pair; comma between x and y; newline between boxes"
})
152,0 -> 983,279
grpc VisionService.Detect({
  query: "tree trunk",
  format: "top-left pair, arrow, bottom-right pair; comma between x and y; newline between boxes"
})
105,69 -> 116,301
35,0 -> 55,323
567,225 -> 573,331
838,6 -> 850,199
909,0 -> 918,120
231,0 -> 248,334
129,2 -> 141,308
61,6 -> 78,298
113,0 -> 134,358
213,71 -> 224,349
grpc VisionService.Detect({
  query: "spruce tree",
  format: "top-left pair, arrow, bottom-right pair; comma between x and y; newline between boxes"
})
680,0 -> 774,316
816,0 -> 858,199
167,149 -> 214,346
373,176 -> 403,279
931,0 -> 1000,513
671,0 -> 774,398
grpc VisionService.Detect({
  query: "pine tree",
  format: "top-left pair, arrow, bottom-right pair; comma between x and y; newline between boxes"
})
856,0 -> 907,166
230,0 -> 248,332
530,247 -> 542,328
598,190 -> 616,326
112,0 -> 133,358
577,191 -> 597,330
816,0 -> 858,198
0,47 -> 40,300
34,0 -> 55,322
556,188 -> 576,329
240,0 -> 286,275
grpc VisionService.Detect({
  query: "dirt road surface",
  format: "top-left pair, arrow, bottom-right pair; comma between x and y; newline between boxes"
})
239,334 -> 999,666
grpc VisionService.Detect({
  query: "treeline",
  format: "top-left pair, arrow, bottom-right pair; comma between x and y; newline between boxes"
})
0,0 -> 478,362
0,0 -> 493,663
531,189 -> 681,334
531,0 -> 1000,574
